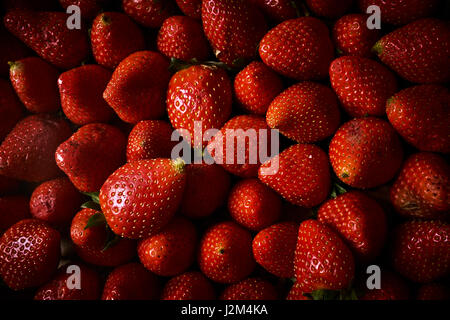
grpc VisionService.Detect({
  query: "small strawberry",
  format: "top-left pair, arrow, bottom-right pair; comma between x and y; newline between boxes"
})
122,0 -> 175,28
416,283 -> 450,300
0,196 -> 30,233
220,278 -> 278,300
286,283 -> 311,300
59,0 -> 107,20
175,0 -> 202,19
0,79 -> 23,142
0,25 -> 32,78
70,208 -> 107,248
161,271 -> 216,300
249,0 -> 300,22
360,270 -> 410,300
305,0 -> 354,18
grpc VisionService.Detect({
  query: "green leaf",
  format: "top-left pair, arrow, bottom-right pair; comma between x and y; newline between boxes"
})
82,192 -> 100,203
308,289 -> 340,300
84,212 -> 106,230
81,201 -> 101,211
102,234 -> 120,252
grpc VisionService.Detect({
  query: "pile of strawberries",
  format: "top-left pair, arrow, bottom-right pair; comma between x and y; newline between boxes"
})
0,0 -> 449,301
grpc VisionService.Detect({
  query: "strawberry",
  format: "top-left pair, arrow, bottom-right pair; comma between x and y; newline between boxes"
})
59,0 -> 107,20
0,114 -> 72,182
4,10 -> 90,69
161,271 -> 216,300
157,16 -> 210,62
373,18 -> 450,83
249,0 -> 300,22
102,262 -> 160,300
0,25 -> 32,78
329,56 -> 398,117
258,144 -> 331,208
228,178 -> 281,231
175,0 -> 202,19
198,221 -> 256,283
333,14 -> 381,57
267,82 -> 341,143
55,123 -> 126,192
9,57 -> 60,113
122,0 -> 175,28
259,17 -> 334,80
0,176 -> 21,196
201,0 -> 267,67
391,220 -> 450,283
58,64 -> 114,126
91,12 -> 145,69
220,278 -> 278,300
0,79 -> 23,142
70,208 -> 107,248
318,191 -> 387,262
180,163 -> 231,219
99,158 -> 186,239
0,196 -> 30,233
127,120 -> 176,162
234,61 -> 284,115
386,84 -> 450,153
103,51 -> 171,124
305,0 -> 354,18
416,283 -> 450,300
390,153 -> 449,219
252,221 -> 298,278
287,283 -> 311,300
137,217 -> 197,276
0,219 -> 60,290
294,219 -> 355,292
329,117 -> 403,189
167,65 -> 232,148
360,270 -> 410,300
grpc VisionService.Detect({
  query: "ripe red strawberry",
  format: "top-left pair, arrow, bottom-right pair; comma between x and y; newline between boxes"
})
176,0 -> 202,19
0,219 -> 60,290
390,153 -> 449,219
249,0 -> 300,21
220,278 -> 278,300
373,18 -> 450,83
416,283 -> 450,300
267,82 -> 341,143
392,220 -> 450,283
30,177 -> 84,229
70,208 -> 107,248
318,191 -> 387,262
252,221 -> 298,278
34,264 -> 101,300
305,0 -> 354,18
102,262 -> 160,300
59,0 -> 106,20
294,219 -> 355,292
198,221 -> 256,283
333,14 -> 381,57
100,158 -> 186,239
259,17 -> 334,80
258,144 -> 331,208
234,61 -> 283,115
180,163 -> 231,219
91,12 -> 145,69
167,65 -> 232,148
202,0 -> 267,67
228,178 -> 281,231
0,79 -> 23,142
360,270 -> 410,300
103,51 -> 171,123
329,56 -> 397,117
0,25 -> 32,78
58,64 -> 114,126
386,84 -> 449,153
157,16 -> 210,62
286,282 -> 311,300
161,271 -> 216,300
329,117 -> 403,189
127,120 -> 176,162
138,217 -> 197,276
55,123 -> 126,192
0,196 -> 30,233
122,0 -> 175,28
0,114 -> 72,182
4,10 -> 89,69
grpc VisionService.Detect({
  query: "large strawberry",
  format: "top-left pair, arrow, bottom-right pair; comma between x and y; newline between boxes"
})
220,278 -> 278,300
0,79 -> 23,142
250,0 -> 300,22
305,0 -> 354,18
360,270 -> 410,300
161,271 -> 216,300
175,0 -> 201,19
0,196 -> 30,233
122,0 -> 175,28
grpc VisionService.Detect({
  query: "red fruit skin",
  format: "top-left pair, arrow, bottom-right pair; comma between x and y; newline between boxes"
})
55,123 -> 126,193
392,220 -> 450,283
198,221 -> 256,284
267,82 -> 341,143
70,208 -> 107,248
138,217 -> 197,277
176,0 -> 202,19
306,0 -> 354,18
0,196 -> 30,233
0,114 -> 72,182
122,0 -> 175,28
0,79 -> 23,142
294,219 -> 355,292
234,61 -> 284,115
157,16 -> 210,62
91,12 -> 145,69
259,17 -> 334,81
386,84 -> 450,153
202,0 -> 267,67
102,263 -> 160,300
374,18 -> 450,84
100,159 -> 187,239
252,222 -> 298,278
0,219 -> 60,290
180,163 -> 231,219
34,264 -> 101,300
360,271 -> 410,300
59,0 -> 106,20
286,283 -> 311,300
329,56 -> 398,117
220,278 -> 278,300
329,117 -> 404,189
390,153 -> 449,219
4,10 -> 89,70
58,64 -> 114,126
416,283 -> 450,300
161,271 -> 216,300
228,178 -> 281,231
249,0 -> 300,22
258,144 -> 331,208
103,51 -> 171,124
